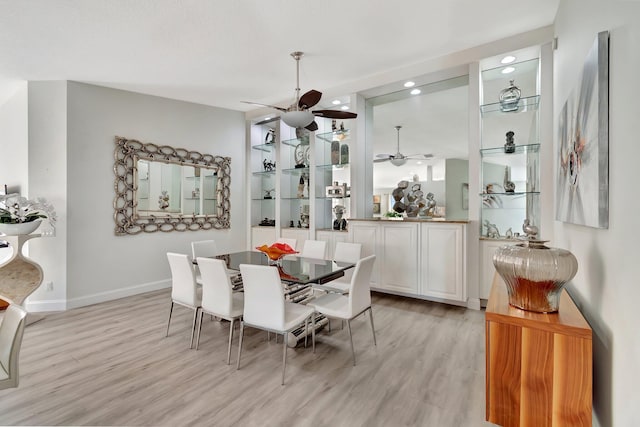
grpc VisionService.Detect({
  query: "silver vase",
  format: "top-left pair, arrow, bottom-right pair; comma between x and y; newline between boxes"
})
493,223 -> 578,313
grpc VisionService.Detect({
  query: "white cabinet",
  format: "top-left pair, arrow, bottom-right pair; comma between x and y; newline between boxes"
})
281,228 -> 310,251
379,222 -> 419,294
420,223 -> 466,302
251,226 -> 276,250
316,230 -> 350,259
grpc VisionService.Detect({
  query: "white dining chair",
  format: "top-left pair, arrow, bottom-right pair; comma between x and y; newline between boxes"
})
195,257 -> 244,364
191,240 -> 218,285
275,238 -> 297,251
308,254 -> 376,366
166,252 -> 201,349
237,264 -> 315,385
324,242 -> 362,293
300,239 -> 327,260
0,304 -> 28,390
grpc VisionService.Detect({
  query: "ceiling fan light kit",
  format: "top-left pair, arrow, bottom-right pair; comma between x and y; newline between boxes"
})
244,51 -> 357,131
375,125 -> 432,167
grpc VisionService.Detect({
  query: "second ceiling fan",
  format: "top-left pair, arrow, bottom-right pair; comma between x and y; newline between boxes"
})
375,126 -> 433,166
244,52 -> 357,131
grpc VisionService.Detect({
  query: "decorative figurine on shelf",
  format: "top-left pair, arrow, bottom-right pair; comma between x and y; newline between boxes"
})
504,166 -> 516,193
299,204 -> 310,229
192,188 -> 200,198
504,131 -> 516,153
331,119 -> 337,132
158,191 -> 170,210
505,227 -> 514,239
499,79 -> 522,112
297,173 -> 307,198
331,140 -> 340,165
263,189 -> 275,199
294,143 -> 309,168
263,159 -> 276,172
289,220 -> 294,228
484,220 -> 500,238
333,205 -> 347,231
340,144 -> 349,165
259,217 -> 275,226
522,218 -> 539,238
265,129 -> 275,144
391,180 -> 409,213
340,122 -> 345,132
295,127 -> 310,145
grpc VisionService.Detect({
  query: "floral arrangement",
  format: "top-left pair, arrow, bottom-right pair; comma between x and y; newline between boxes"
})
0,193 -> 57,225
384,211 -> 403,218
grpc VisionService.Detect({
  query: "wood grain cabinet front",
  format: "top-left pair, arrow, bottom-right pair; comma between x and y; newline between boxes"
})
485,275 -> 592,427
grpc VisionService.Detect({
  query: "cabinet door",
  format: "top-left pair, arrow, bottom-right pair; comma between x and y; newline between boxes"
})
350,222 -> 379,286
379,223 -> 419,294
420,224 -> 465,301
281,228 -> 310,251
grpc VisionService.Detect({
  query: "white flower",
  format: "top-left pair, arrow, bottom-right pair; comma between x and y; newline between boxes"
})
0,193 -> 57,226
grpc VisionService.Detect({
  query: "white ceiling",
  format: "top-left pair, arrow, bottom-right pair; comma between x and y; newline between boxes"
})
0,0 -> 558,111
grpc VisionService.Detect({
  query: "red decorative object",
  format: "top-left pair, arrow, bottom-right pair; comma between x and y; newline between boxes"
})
256,243 -> 298,263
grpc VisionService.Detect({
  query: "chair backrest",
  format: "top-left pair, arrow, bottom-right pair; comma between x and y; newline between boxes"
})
191,240 -> 218,259
348,255 -> 376,317
239,264 -> 285,331
275,238 -> 297,251
300,240 -> 327,259
333,242 -> 362,282
0,304 -> 27,389
167,252 -> 198,307
197,257 -> 234,316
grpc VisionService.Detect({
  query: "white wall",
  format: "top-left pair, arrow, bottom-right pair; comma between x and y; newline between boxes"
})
554,2 -> 640,426
26,81 -> 246,309
0,82 -> 28,192
445,158 -> 469,221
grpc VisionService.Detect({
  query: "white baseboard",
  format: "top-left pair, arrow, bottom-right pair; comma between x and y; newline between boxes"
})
26,279 -> 171,312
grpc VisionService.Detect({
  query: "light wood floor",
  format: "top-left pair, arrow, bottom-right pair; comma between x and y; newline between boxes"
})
0,290 -> 495,426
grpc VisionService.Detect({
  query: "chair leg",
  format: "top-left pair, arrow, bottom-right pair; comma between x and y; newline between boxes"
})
304,318 -> 308,348
236,321 -> 245,370
190,308 -> 199,349
282,333 -> 288,385
347,319 -> 356,366
227,318 -> 235,365
195,309 -> 205,350
312,314 -> 316,354
368,307 -> 377,346
165,302 -> 174,337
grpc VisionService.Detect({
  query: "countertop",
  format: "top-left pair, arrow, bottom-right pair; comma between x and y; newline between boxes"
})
349,217 -> 469,224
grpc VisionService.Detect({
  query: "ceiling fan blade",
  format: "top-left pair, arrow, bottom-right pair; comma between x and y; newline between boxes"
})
241,101 -> 287,112
304,121 -> 319,131
374,158 -> 391,163
299,90 -> 322,109
376,153 -> 393,159
254,116 -> 280,126
312,110 -> 358,119
405,153 -> 434,159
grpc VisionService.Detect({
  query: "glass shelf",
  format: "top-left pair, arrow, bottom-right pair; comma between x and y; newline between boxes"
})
281,137 -> 306,148
252,170 -> 276,176
281,197 -> 309,200
480,191 -> 540,196
252,198 -> 276,201
315,195 -> 351,200
480,144 -> 540,156
480,95 -> 540,115
252,143 -> 275,152
316,130 -> 350,143
316,163 -> 350,170
281,167 -> 309,175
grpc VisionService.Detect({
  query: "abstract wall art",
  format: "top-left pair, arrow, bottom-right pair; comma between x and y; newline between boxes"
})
556,30 -> 609,228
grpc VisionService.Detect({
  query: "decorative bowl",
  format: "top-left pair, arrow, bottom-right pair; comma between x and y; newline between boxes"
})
0,219 -> 42,236
256,243 -> 298,265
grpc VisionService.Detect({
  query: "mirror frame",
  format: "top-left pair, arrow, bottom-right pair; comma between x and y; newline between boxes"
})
113,136 -> 231,235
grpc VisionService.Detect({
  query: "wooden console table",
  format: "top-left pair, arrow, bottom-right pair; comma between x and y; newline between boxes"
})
485,275 -> 592,427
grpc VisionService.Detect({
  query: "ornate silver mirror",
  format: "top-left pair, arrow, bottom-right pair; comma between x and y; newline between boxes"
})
113,136 -> 231,234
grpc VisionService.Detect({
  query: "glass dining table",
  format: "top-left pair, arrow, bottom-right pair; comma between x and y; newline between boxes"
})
213,251 -> 355,285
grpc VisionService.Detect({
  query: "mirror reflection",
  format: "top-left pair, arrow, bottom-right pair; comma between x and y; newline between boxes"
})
369,75 -> 469,220
136,159 -> 218,217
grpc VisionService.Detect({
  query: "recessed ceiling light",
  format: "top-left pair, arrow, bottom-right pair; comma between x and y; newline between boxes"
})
410,89 -> 421,95
332,99 -> 341,105
341,105 -> 349,110
501,67 -> 515,74
501,55 -> 516,64
264,116 -> 272,121
416,161 -> 423,165
404,81 -> 415,88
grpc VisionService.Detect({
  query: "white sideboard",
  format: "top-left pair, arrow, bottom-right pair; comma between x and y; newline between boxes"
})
479,239 -> 518,301
349,219 -> 468,306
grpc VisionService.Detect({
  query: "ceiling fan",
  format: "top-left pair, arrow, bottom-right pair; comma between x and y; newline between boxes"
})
244,51 -> 357,131
374,125 -> 434,166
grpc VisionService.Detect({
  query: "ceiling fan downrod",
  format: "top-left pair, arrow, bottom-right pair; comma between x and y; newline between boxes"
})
291,51 -> 304,112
